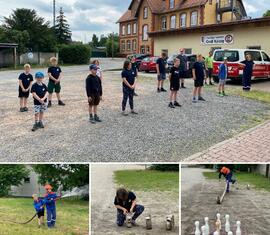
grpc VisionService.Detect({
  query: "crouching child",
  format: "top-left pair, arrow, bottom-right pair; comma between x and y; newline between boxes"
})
32,194 -> 45,227
31,72 -> 48,132
86,64 -> 103,124
44,184 -> 61,228
114,188 -> 144,227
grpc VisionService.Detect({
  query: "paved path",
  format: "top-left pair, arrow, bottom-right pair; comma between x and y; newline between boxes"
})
185,121 -> 270,162
91,164 -> 179,235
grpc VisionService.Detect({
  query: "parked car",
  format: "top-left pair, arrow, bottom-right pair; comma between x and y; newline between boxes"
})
167,54 -> 197,77
213,49 -> 270,82
127,53 -> 150,68
139,56 -> 159,73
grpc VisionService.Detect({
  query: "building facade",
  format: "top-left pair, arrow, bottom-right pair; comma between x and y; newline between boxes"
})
117,0 -> 247,56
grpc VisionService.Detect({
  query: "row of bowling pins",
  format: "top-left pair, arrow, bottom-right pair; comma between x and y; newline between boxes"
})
195,213 -> 241,235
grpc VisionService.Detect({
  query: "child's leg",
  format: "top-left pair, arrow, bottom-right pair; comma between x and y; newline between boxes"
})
34,113 -> 39,123
116,210 -> 126,226
48,93 -> 53,102
39,112 -> 44,122
51,207 -> 56,226
89,105 -> 93,115
157,79 -> 161,89
173,91 -> 177,102
128,91 -> 134,111
222,84 -> 225,93
160,79 -> 164,89
19,98 -> 24,108
169,91 -> 173,103
193,87 -> 198,98
122,89 -> 129,111
40,216 -> 44,225
24,98 -> 28,108
198,86 -> 202,97
132,205 -> 145,221
56,92 -> 61,101
218,84 -> 221,93
47,208 -> 52,227
38,218 -> 41,226
93,105 -> 97,115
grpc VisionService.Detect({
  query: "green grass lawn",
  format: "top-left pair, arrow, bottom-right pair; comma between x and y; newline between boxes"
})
0,198 -> 89,235
114,169 -> 179,194
203,172 -> 270,192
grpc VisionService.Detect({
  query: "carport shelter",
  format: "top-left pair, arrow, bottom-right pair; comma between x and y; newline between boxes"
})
0,43 -> 18,68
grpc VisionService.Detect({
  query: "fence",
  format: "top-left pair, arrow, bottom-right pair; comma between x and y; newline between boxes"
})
19,52 -> 58,65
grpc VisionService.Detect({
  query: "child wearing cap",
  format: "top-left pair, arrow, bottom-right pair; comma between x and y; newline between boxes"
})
30,72 -> 48,132
47,57 -> 65,107
86,64 -> 103,123
18,64 -> 33,112
44,184 -> 61,228
32,194 -> 45,227
218,57 -> 228,97
168,58 -> 181,108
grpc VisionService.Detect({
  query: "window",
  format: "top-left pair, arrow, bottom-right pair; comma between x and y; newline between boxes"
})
127,24 -> 131,35
121,40 -> 125,51
161,16 -> 167,30
262,52 -> 270,62
133,40 -> 137,51
143,25 -> 148,40
184,48 -> 192,54
247,46 -> 261,50
127,40 -> 131,51
141,46 -> 145,54
214,51 -> 240,62
133,23 -> 137,34
169,0 -> 174,9
191,11 -> 198,26
122,25 -> 125,35
146,46 -> 150,54
180,13 -> 187,27
170,15 -> 176,29
24,177 -> 30,183
245,51 -> 262,61
143,7 -> 148,19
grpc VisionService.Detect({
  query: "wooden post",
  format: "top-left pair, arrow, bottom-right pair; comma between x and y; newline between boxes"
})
14,47 -> 17,69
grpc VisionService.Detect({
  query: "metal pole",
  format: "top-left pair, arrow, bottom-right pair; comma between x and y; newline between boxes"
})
111,32 -> 114,59
14,47 -> 17,69
53,0 -> 56,28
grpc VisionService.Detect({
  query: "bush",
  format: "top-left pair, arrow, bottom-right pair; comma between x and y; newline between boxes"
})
59,44 -> 91,64
149,164 -> 179,172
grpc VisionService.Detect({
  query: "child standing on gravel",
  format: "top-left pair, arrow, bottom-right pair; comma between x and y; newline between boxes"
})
121,60 -> 137,116
218,57 -> 228,97
114,188 -> 144,227
30,72 -> 48,132
18,64 -> 33,112
47,57 -> 65,107
86,64 -> 103,124
32,194 -> 45,227
92,59 -> 103,100
168,58 -> 181,108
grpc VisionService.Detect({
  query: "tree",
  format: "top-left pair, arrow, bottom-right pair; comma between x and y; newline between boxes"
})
263,10 -> 270,17
106,33 -> 119,57
0,165 -> 30,196
91,34 -> 99,48
32,164 -> 89,191
3,8 -> 57,52
99,35 -> 108,47
55,7 -> 72,44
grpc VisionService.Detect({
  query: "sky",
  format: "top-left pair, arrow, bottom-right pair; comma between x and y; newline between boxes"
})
0,0 -> 268,42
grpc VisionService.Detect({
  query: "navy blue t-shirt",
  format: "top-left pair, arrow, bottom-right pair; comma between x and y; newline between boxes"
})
121,69 -> 136,88
31,83 -> 48,105
114,191 -> 136,211
48,66 -> 62,82
18,73 -> 33,89
193,61 -> 205,80
170,66 -> 180,83
156,57 -> 166,74
241,60 -> 254,76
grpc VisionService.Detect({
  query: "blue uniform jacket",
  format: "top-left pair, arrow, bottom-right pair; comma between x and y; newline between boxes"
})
218,63 -> 228,80
33,199 -> 45,213
44,192 -> 59,209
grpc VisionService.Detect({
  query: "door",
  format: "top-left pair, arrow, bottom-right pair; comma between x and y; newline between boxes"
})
262,51 -> 270,78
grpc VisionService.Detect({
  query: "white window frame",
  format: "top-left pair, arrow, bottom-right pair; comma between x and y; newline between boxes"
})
170,15 -> 176,29
127,40 -> 131,51
121,40 -> 125,51
180,13 -> 187,27
143,25 -> 148,41
170,0 -> 174,9
143,7 -> 148,19
133,40 -> 137,51
122,25 -> 125,35
191,11 -> 198,26
133,23 -> 137,34
127,24 -> 131,35
161,16 -> 167,30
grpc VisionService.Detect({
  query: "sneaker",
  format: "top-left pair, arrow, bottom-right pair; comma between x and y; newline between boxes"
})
222,92 -> 228,96
157,88 -> 161,93
122,111 -> 129,116
24,107 -> 28,112
131,220 -> 138,226
134,92 -> 138,96
168,103 -> 175,108
94,115 -> 102,122
210,82 -> 214,85
38,121 -> 44,128
218,93 -> 224,97
192,98 -> 197,103
198,96 -> 206,101
48,101 -> 52,108
31,123 -> 39,132
181,85 -> 186,89
58,100 -> 65,106
89,116 -> 95,124
161,88 -> 167,92
19,107 -> 25,112
174,101 -> 181,107
131,110 -> 138,114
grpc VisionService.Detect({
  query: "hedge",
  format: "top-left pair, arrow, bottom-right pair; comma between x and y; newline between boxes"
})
58,44 -> 91,64
149,164 -> 179,172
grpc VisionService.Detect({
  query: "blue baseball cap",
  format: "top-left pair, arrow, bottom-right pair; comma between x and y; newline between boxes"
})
89,64 -> 98,70
35,72 -> 44,78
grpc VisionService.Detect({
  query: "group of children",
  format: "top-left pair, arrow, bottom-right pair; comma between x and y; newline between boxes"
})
32,184 -> 61,228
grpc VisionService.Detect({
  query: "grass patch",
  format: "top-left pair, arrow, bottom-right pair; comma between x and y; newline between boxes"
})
203,172 -> 270,192
114,169 -> 179,194
0,198 -> 89,235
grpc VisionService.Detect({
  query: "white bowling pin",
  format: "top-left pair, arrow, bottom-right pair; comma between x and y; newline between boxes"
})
225,214 -> 230,232
236,221 -> 241,235
195,221 -> 201,235
204,217 -> 210,235
201,225 -> 206,235
216,213 -> 221,230
228,232 -> 233,235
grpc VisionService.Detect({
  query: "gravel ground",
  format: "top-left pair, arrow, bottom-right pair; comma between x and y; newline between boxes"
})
0,61 -> 269,162
91,164 -> 179,235
181,167 -> 270,235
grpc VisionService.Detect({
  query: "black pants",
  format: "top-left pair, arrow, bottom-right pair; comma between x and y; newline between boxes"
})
122,87 -> 134,111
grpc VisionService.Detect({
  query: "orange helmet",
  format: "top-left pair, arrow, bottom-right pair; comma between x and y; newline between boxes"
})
44,184 -> 53,190
220,167 -> 230,175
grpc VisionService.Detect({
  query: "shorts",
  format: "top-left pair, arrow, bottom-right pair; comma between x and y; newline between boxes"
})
18,88 -> 30,98
157,73 -> 166,81
88,94 -> 100,106
194,78 -> 204,88
170,81 -> 180,91
48,81 -> 61,94
34,103 -> 47,114
206,68 -> 213,78
37,210 -> 45,218
219,79 -> 226,85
